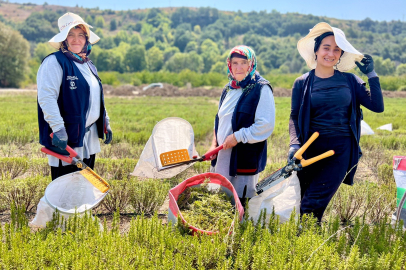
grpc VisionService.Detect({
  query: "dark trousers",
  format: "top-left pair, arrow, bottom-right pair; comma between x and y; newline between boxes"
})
50,154 -> 96,181
297,136 -> 352,222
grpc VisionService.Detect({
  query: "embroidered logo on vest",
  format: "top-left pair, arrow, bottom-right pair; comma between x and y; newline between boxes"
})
67,76 -> 78,90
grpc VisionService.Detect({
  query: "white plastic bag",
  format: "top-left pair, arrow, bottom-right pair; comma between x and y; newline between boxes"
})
29,196 -> 73,228
360,120 -> 374,136
377,123 -> 392,132
392,156 -> 406,226
248,172 -> 301,224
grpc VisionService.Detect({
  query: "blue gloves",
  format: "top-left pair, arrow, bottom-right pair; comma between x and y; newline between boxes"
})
104,119 -> 113,144
287,144 -> 300,163
52,127 -> 68,150
355,54 -> 374,75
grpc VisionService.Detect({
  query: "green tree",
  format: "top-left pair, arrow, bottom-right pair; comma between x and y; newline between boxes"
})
200,39 -> 220,72
163,46 -> 180,62
95,16 -> 105,28
374,56 -> 396,75
124,45 -> 147,72
110,18 -> 117,31
147,46 -> 164,72
19,12 -> 57,42
184,41 -> 198,52
33,42 -> 55,61
164,52 -> 203,73
0,22 -> 30,87
210,61 -> 226,74
396,63 -> 406,76
130,33 -> 142,45
85,15 -> 94,25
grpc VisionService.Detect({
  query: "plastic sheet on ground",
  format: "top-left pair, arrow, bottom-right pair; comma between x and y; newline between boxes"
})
131,117 -> 198,179
377,123 -> 393,132
360,120 -> 374,136
392,156 -> 406,227
168,172 -> 244,235
248,172 -> 301,224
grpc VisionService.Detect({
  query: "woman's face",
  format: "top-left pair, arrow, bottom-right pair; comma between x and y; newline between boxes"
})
231,57 -> 250,82
315,35 -> 342,69
66,27 -> 87,54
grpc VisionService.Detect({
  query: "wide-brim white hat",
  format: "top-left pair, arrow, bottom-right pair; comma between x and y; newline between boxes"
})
48,12 -> 100,49
297,22 -> 363,71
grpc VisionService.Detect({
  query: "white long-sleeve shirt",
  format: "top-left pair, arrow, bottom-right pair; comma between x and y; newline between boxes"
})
212,85 -> 275,198
37,55 -> 104,166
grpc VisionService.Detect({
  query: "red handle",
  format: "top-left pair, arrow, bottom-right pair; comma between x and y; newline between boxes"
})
202,145 -> 224,161
46,133 -> 80,162
41,147 -> 73,164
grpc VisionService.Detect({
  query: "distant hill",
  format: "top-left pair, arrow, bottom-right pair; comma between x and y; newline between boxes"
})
1,1 -> 406,77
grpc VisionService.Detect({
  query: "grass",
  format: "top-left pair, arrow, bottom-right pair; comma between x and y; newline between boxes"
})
0,92 -> 405,268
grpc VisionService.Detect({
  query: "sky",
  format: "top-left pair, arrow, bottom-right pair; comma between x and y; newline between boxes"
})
8,0 -> 406,22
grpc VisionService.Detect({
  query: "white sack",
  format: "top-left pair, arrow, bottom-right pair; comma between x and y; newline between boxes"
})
248,172 -> 300,224
360,120 -> 374,136
377,123 -> 392,132
29,196 -> 75,228
131,117 -> 198,179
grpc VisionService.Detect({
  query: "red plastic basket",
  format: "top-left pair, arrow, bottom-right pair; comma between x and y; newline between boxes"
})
168,172 -> 244,235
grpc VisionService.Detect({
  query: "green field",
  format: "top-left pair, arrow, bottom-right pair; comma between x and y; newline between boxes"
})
0,93 -> 406,268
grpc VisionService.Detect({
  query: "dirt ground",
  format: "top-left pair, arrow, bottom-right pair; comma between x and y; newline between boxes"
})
2,84 -> 405,98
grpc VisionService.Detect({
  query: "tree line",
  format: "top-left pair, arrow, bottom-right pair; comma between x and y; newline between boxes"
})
1,3 -> 406,87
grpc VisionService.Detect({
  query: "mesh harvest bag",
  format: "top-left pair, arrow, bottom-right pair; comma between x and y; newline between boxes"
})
168,172 -> 244,235
131,117 -> 198,179
29,172 -> 106,228
393,156 -> 406,226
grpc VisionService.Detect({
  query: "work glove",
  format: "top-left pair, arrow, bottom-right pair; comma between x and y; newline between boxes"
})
355,54 -> 374,75
287,144 -> 300,163
104,118 -> 113,144
52,127 -> 68,150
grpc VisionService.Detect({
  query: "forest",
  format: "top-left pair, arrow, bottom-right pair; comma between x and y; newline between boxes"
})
1,1 -> 406,87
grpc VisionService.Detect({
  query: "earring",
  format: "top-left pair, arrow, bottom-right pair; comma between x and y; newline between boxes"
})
334,58 -> 341,70
315,55 -> 318,60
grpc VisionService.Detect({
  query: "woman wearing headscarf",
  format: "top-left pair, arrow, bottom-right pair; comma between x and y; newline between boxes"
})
288,22 -> 384,222
209,45 -> 275,208
37,12 -> 112,180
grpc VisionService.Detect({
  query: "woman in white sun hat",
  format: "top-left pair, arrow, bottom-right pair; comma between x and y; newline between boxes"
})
37,12 -> 112,180
288,22 -> 384,222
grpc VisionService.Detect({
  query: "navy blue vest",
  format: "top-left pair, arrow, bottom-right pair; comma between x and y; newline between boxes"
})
38,51 -> 106,148
212,78 -> 272,176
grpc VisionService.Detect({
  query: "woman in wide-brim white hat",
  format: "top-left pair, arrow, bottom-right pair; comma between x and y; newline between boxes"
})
288,22 -> 384,223
37,12 -> 112,180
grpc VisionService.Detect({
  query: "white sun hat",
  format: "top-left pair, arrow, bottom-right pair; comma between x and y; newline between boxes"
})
48,12 -> 100,49
297,22 -> 364,72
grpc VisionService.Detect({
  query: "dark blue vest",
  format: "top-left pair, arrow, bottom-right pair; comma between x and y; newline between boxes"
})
38,51 -> 106,148
212,78 -> 272,176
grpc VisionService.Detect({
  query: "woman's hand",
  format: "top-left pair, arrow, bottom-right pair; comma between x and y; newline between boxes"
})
104,118 -> 113,144
355,54 -> 374,75
52,127 -> 68,150
207,144 -> 218,160
223,134 -> 238,150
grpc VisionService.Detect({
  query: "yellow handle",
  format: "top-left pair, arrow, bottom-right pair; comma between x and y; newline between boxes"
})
294,132 -> 319,160
300,150 -> 335,167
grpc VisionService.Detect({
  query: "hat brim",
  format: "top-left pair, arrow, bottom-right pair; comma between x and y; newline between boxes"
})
297,22 -> 363,72
48,22 -> 100,49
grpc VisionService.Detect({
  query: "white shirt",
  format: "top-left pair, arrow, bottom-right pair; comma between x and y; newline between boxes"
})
212,84 -> 275,198
37,55 -> 104,166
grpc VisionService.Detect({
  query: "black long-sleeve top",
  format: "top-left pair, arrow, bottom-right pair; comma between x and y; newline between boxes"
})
288,70 -> 384,185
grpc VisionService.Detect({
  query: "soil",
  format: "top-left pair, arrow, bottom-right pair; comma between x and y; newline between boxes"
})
1,85 -> 405,98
